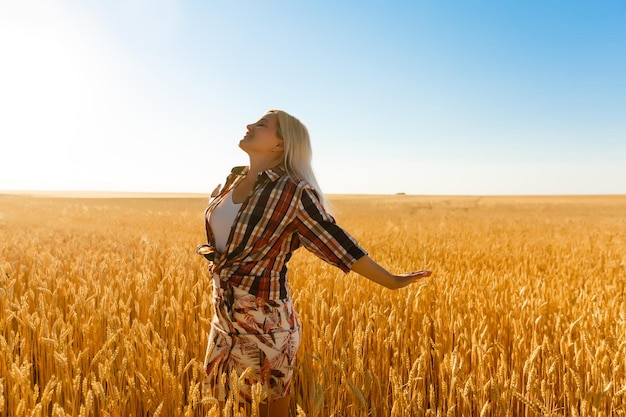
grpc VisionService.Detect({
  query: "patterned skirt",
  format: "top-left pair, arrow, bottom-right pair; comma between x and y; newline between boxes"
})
203,274 -> 302,402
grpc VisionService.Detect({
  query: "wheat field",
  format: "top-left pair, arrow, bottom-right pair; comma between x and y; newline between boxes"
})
0,193 -> 624,416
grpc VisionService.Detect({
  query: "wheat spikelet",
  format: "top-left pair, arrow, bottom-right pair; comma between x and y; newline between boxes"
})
296,403 -> 307,416
569,366 -> 583,396
345,375 -> 367,410
51,403 -> 67,417
39,375 -> 57,410
526,366 -> 537,394
462,375 -> 475,404
41,337 -> 57,346
513,391 -> 543,415
479,400 -> 491,417
90,377 -> 106,404
407,356 -> 421,393
153,400 -> 164,417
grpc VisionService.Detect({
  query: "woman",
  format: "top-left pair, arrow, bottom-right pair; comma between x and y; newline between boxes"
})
197,109 -> 431,416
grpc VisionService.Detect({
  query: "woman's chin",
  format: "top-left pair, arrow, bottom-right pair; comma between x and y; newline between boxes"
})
238,140 -> 251,153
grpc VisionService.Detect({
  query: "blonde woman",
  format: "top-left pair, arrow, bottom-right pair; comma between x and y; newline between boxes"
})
197,110 -> 431,416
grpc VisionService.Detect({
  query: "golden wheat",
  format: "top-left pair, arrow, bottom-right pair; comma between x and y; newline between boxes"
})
1,193 -> 625,416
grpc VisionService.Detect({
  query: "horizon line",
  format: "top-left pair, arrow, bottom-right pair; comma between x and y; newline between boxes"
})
2,190 -> 625,199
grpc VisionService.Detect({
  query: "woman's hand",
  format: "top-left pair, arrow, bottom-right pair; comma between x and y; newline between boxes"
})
393,270 -> 432,289
351,256 -> 432,290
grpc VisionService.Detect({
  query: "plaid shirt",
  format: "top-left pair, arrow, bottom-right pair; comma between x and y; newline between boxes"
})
197,165 -> 367,300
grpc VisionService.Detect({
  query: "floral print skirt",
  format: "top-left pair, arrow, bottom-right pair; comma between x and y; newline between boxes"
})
203,274 -> 302,402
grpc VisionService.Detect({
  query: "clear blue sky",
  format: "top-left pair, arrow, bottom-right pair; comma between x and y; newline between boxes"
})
1,1 -> 625,195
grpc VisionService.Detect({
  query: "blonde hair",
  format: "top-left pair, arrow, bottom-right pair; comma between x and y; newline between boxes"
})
268,109 -> 329,210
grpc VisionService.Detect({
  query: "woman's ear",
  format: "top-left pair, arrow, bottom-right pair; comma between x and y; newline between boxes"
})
273,141 -> 284,152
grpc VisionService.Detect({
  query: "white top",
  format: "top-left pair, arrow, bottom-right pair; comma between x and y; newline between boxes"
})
209,189 -> 242,252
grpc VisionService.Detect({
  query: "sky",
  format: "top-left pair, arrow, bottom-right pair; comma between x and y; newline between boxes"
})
1,1 -> 625,195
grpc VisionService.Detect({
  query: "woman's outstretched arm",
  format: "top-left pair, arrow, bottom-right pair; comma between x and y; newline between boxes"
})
350,255 -> 431,290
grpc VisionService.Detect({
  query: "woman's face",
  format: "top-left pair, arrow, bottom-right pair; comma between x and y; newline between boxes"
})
239,113 -> 283,155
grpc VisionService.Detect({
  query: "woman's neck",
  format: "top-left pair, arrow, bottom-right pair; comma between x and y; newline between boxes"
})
247,155 -> 283,178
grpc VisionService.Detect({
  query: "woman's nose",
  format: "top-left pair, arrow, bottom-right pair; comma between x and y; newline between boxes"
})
246,124 -> 254,131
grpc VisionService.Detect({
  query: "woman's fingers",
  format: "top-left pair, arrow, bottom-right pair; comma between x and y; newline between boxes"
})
400,270 -> 432,278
